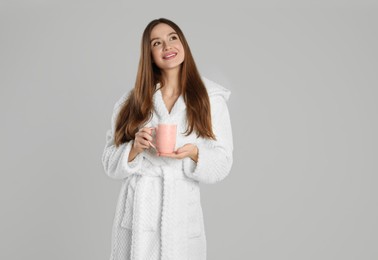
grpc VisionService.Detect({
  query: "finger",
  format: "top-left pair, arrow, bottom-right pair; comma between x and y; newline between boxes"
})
136,144 -> 149,150
160,153 -> 181,159
176,145 -> 189,153
135,132 -> 151,142
140,127 -> 154,135
134,138 -> 148,148
138,139 -> 150,147
148,141 -> 156,150
139,132 -> 153,141
175,148 -> 187,154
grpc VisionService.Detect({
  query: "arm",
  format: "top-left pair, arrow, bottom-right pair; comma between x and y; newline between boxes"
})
101,98 -> 144,180
182,95 -> 234,184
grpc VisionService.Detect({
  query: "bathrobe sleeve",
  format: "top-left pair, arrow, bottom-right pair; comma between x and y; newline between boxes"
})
101,94 -> 144,180
182,94 -> 234,184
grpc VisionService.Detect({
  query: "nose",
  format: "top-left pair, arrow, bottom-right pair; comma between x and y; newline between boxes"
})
163,41 -> 172,51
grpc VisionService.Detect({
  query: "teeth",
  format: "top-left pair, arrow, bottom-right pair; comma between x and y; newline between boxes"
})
164,53 -> 176,59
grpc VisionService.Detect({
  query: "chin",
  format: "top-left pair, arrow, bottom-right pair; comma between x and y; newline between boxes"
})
158,62 -> 184,71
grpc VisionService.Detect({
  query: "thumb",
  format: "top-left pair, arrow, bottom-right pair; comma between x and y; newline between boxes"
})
176,145 -> 187,153
177,144 -> 191,153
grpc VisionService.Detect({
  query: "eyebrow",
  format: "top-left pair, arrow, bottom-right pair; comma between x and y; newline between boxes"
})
150,32 -> 178,43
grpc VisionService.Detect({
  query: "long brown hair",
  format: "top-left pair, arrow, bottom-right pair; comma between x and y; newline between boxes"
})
114,18 -> 215,147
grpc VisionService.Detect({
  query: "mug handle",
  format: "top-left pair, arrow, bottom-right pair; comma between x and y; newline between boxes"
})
148,127 -> 157,150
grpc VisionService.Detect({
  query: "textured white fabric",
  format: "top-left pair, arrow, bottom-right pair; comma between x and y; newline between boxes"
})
102,76 -> 233,260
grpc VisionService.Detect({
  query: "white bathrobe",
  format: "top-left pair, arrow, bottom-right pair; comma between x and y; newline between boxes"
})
102,77 -> 233,260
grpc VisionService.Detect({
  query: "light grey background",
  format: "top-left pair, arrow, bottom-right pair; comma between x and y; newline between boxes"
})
1,1 -> 377,259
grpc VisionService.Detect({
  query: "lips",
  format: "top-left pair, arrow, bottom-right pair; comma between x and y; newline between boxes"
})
163,52 -> 177,59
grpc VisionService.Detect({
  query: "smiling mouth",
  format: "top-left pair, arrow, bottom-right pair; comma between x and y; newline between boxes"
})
163,53 -> 177,60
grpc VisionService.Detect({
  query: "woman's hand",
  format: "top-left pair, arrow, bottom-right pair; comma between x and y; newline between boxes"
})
128,127 -> 154,162
133,127 -> 154,153
158,143 -> 199,162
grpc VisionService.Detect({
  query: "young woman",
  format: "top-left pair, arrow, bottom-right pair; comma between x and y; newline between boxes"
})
102,17 -> 233,260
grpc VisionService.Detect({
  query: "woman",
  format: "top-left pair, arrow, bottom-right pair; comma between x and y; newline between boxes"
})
102,17 -> 233,260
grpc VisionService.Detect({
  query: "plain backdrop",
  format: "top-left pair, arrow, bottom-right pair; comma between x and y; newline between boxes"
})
1,1 -> 377,259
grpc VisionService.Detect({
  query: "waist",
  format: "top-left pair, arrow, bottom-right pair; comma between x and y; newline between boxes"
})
136,155 -> 187,180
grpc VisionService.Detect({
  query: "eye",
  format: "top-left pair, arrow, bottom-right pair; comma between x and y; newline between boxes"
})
170,35 -> 178,40
152,41 -> 160,47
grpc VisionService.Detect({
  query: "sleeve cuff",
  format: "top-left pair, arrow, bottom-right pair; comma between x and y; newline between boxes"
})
182,141 -> 232,184
183,156 -> 198,176
182,142 -> 208,181
122,140 -> 143,175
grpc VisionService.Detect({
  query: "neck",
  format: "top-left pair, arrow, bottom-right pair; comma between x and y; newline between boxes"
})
160,67 -> 181,97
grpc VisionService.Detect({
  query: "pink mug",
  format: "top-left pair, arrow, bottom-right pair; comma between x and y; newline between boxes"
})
149,124 -> 177,155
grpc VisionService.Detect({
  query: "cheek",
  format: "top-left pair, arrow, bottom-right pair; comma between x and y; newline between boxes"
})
177,44 -> 185,55
151,50 -> 159,61
178,47 -> 185,58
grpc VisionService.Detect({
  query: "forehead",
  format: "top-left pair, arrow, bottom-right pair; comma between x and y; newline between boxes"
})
150,23 -> 176,39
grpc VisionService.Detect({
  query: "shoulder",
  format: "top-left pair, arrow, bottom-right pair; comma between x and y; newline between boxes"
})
201,76 -> 231,102
201,76 -> 232,119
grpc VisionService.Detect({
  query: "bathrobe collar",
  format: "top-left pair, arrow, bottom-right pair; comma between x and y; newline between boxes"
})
152,77 -> 231,121
152,82 -> 186,120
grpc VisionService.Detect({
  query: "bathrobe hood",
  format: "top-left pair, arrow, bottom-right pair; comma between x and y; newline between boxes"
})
201,76 -> 231,101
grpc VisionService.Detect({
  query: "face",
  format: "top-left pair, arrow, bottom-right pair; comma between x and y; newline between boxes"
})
150,23 -> 185,71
